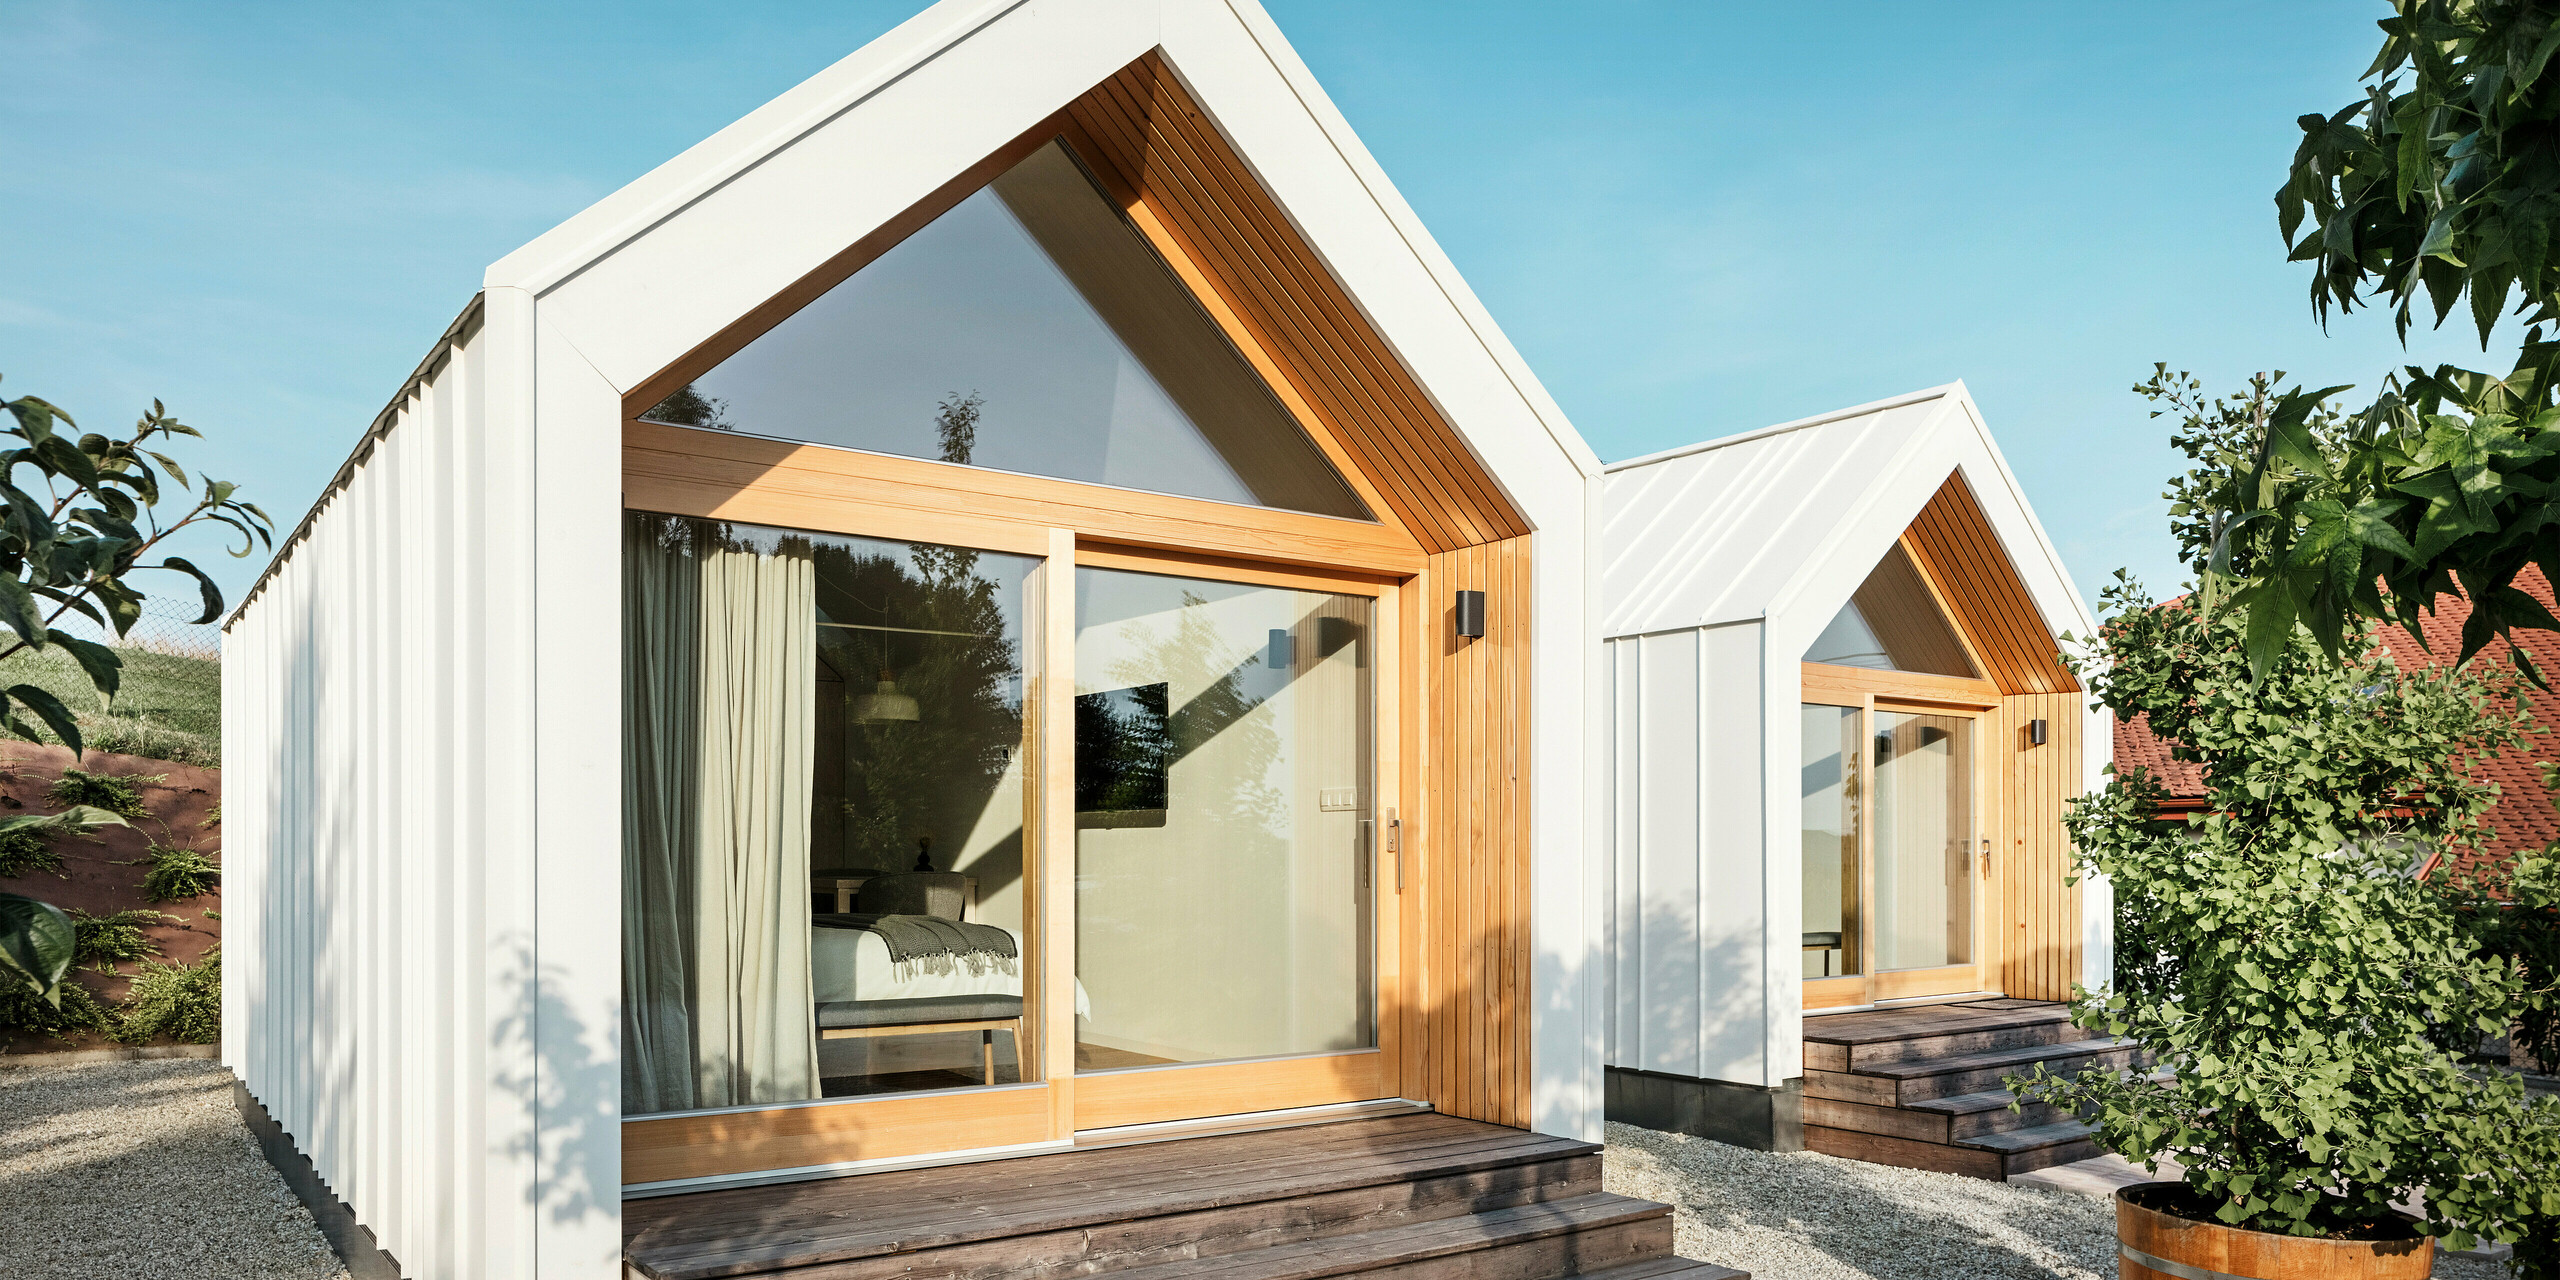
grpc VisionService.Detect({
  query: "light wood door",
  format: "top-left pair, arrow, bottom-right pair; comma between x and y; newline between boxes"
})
1803,686 -> 1994,1011
1062,547 -> 1405,1131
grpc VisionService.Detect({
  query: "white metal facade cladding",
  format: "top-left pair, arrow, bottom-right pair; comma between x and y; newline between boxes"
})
1598,385 -> 2108,1090
226,1 -> 1609,1273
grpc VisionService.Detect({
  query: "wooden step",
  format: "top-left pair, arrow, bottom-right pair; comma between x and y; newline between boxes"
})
625,1115 -> 1623,1280
1575,1256 -> 1749,1280
1860,1037 -> 2139,1103
1804,1124 -> 2002,1179
1903,1088 -> 2073,1139
1955,1118 -> 2103,1177
1801,1001 -> 2079,1072
1119,1194 -> 1672,1280
1807,1005 -> 2093,1072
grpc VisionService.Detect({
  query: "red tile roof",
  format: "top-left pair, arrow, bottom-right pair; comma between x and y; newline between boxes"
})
2113,567 -> 2560,869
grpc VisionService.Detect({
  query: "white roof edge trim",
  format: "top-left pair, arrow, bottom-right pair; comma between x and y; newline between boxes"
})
486,0 -> 1033,299
1757,392 -> 1972,629
1218,0 -> 1603,482
1601,383 -> 1961,474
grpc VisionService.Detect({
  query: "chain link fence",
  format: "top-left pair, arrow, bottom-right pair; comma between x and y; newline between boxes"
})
0,603 -> 221,766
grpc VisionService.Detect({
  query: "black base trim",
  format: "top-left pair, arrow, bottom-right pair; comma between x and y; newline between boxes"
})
233,1078 -> 405,1279
1605,1066 -> 1803,1152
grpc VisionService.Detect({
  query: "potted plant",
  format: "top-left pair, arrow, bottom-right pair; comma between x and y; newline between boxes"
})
2015,373 -> 2560,1279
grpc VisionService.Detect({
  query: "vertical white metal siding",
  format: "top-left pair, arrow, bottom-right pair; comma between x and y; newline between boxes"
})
1604,622 -> 1768,1088
223,298 -> 571,1277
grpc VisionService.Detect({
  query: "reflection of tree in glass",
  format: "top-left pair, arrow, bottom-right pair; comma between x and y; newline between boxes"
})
1075,684 -> 1169,813
820,541 -> 1019,871
642,383 -> 735,432
935,391 -> 982,465
1106,594 -> 1284,842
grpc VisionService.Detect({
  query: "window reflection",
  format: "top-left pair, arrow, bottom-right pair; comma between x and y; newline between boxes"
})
642,140 -> 1372,520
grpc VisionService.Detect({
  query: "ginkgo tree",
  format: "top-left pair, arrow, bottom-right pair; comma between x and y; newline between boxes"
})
0,375 -> 270,1004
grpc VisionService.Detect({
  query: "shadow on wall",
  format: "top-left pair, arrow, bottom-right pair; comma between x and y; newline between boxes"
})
493,939 -> 618,1231
1609,898 -> 1772,1082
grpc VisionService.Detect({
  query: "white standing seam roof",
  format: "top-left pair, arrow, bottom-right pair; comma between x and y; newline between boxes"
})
1599,382 -> 2096,651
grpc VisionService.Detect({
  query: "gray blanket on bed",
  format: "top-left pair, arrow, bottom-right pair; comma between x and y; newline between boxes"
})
813,912 -> 1018,979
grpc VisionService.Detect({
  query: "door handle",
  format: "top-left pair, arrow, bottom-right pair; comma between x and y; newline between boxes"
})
1388,811 -> 1403,892
1978,837 -> 1992,877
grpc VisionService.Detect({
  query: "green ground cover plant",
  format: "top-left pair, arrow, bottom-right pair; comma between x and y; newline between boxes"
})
114,946 -> 216,1045
0,821 -> 62,879
68,908 -> 171,965
47,768 -> 157,820
135,845 -> 217,902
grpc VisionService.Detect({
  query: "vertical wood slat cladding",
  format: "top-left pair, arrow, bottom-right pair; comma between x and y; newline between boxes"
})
1065,54 -> 1529,554
2000,692 -> 2084,1001
1410,536 -> 1534,1128
1902,475 -> 2077,696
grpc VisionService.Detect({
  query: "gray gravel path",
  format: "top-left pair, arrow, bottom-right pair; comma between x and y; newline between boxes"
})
1604,1121 -> 2510,1280
0,1056 -> 347,1279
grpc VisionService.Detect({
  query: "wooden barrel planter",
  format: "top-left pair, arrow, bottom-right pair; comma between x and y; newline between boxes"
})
2117,1183 -> 2433,1280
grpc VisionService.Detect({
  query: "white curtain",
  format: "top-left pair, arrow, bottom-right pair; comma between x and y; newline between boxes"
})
623,517 -> 821,1114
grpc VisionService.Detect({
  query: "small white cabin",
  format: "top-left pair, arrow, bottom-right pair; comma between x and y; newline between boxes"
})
1598,383 -> 2110,1151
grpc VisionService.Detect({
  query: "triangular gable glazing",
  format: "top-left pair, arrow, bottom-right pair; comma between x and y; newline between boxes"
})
1803,543 -> 1977,678
643,139 -> 1373,521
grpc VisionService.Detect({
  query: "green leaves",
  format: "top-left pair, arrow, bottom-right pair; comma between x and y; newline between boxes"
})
2036,578 -> 2560,1244
0,892 -> 76,1005
0,373 -> 274,754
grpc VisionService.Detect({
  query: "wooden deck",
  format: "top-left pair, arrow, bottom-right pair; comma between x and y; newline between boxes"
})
1802,998 -> 2139,1180
624,1112 -> 1747,1280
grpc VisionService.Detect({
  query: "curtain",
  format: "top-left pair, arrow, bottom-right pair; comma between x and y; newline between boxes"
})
623,516 -> 702,1114
690,530 -> 822,1107
621,515 -> 821,1114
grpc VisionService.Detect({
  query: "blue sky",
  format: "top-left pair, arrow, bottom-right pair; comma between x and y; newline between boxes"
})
0,1 -> 2525,609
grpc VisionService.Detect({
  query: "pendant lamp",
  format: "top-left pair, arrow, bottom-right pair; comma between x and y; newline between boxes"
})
852,670 -> 920,723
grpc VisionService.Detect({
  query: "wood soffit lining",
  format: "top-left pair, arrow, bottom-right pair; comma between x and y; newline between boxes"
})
625,51 -> 1527,561
1898,472 -> 2078,696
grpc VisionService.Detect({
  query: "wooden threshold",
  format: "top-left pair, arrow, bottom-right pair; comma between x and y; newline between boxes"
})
1073,1097 -> 1431,1150
1803,988 -> 2008,1019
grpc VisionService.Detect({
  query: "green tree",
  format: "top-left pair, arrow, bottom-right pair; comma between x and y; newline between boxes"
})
2213,0 -> 2560,675
0,376 -> 268,1003
2020,574 -> 2560,1249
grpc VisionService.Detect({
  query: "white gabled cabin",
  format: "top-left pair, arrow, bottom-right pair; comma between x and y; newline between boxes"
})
1599,383 -> 2111,1154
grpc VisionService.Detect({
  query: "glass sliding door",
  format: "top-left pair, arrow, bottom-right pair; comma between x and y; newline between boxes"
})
622,512 -> 1045,1118
1799,699 -> 1983,1007
1071,566 -> 1376,1075
1872,711 -> 1973,974
1800,705 -> 1861,979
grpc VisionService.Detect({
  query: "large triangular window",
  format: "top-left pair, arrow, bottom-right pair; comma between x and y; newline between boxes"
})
643,139 -> 1373,521
1803,543 -> 1977,678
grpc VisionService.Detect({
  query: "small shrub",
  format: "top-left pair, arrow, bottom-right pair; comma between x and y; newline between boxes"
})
115,947 -> 218,1044
48,768 -> 159,820
0,971 -> 114,1038
0,822 -> 62,878
69,908 -> 173,964
137,845 -> 218,902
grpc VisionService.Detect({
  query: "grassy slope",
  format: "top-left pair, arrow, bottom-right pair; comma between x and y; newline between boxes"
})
0,645 -> 219,761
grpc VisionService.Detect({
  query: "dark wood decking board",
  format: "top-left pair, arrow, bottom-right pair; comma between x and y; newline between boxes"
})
1800,1000 -> 2071,1047
625,1114 -> 1603,1279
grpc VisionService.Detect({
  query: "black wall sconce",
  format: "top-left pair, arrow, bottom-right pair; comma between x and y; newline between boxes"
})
2029,718 -> 2049,746
1455,590 -> 1486,639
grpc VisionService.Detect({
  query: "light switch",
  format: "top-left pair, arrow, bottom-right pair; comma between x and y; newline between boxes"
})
1318,787 -> 1358,811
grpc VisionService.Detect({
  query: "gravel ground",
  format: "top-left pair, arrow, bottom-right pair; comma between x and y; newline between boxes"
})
0,1057 -> 347,1279
1604,1122 -> 2511,1280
